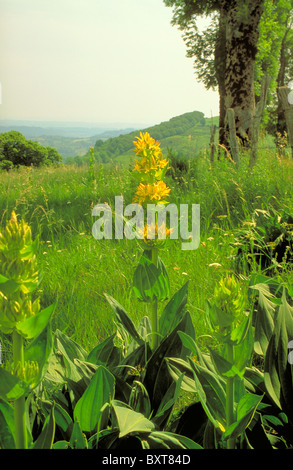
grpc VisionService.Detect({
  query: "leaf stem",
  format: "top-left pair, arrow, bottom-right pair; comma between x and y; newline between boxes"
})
151,247 -> 159,350
13,330 -> 28,449
226,341 -> 235,449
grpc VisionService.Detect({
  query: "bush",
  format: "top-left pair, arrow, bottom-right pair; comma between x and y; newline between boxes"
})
0,131 -> 62,168
0,159 -> 14,171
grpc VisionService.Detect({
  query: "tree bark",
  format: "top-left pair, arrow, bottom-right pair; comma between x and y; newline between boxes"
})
278,86 -> 293,158
276,25 -> 290,138
215,7 -> 227,148
221,0 -> 265,151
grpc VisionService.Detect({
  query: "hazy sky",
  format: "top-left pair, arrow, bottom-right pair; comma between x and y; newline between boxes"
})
0,0 -> 219,127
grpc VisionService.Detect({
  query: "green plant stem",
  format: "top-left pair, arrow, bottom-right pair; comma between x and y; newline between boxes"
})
151,247 -> 159,350
226,341 -> 235,450
13,330 -> 28,449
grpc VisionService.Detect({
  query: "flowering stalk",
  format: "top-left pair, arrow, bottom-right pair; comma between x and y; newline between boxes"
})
151,247 -> 159,349
226,341 -> 235,449
13,330 -> 27,449
131,132 -> 171,349
210,274 -> 246,449
0,211 -> 40,449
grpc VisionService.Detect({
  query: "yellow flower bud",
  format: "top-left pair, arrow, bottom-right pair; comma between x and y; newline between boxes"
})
3,359 -> 39,385
213,274 -> 245,319
0,212 -> 39,334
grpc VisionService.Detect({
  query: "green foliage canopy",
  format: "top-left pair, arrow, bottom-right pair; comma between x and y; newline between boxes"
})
0,131 -> 62,169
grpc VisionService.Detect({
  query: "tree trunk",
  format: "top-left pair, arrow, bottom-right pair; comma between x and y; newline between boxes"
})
222,0 -> 265,151
278,86 -> 293,158
215,7 -> 227,148
276,25 -> 290,138
250,75 -> 271,167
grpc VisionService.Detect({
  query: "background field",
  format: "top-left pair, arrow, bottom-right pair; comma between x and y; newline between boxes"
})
1,140 -> 293,356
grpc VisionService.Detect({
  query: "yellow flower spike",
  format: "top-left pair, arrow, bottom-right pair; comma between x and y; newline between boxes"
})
133,180 -> 171,206
132,132 -> 170,180
138,221 -> 173,248
133,132 -> 162,157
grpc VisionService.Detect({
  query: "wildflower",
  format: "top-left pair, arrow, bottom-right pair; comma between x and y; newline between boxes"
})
0,211 -> 39,333
138,221 -> 173,247
133,132 -> 162,158
133,132 -> 169,180
133,155 -> 169,177
133,180 -> 171,206
213,274 -> 245,319
4,359 -> 39,385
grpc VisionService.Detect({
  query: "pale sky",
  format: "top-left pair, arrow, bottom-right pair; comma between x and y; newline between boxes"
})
0,0 -> 219,128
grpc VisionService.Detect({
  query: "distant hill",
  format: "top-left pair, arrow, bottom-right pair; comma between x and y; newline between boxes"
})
0,123 -> 136,158
29,128 -> 135,158
85,111 -> 219,165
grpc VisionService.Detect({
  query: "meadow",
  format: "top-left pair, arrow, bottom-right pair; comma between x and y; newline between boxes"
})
1,145 -> 292,345
1,140 -> 293,449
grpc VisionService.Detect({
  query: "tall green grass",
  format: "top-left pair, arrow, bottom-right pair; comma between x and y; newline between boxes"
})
0,147 -> 292,353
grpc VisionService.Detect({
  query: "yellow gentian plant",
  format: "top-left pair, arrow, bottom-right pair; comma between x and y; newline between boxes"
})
0,211 -> 55,448
132,132 -> 172,349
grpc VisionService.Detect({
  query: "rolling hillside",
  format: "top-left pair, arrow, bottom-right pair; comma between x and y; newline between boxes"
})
77,111 -> 219,165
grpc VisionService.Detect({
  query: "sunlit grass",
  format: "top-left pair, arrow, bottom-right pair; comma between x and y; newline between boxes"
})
1,147 -> 293,353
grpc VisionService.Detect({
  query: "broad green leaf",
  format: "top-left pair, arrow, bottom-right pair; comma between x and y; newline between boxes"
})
54,329 -> 88,362
53,440 -> 70,449
223,393 -> 263,441
264,289 -> 293,420
143,312 -> 194,415
24,324 -> 53,387
137,316 -> 152,343
159,281 -> 189,338
0,398 -> 15,449
177,331 -> 207,366
133,252 -> 170,303
232,322 -> 254,375
117,343 -> 150,382
111,400 -> 155,438
143,431 -> 202,449
73,359 -> 98,385
53,329 -> 88,383
244,367 -> 265,395
154,373 -> 184,421
54,403 -> 73,433
104,293 -> 143,345
264,301 -> 287,410
69,420 -> 88,449
0,275 -> 19,295
87,333 -> 120,367
74,365 -> 115,433
230,314 -> 251,345
189,359 -> 226,431
33,406 -> 55,449
16,303 -> 56,339
250,282 -> 276,355
166,357 -> 196,393
209,349 -> 243,379
0,274 -> 9,283
206,300 -> 235,331
279,288 -> 293,340
129,381 -> 151,418
0,367 -> 29,401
